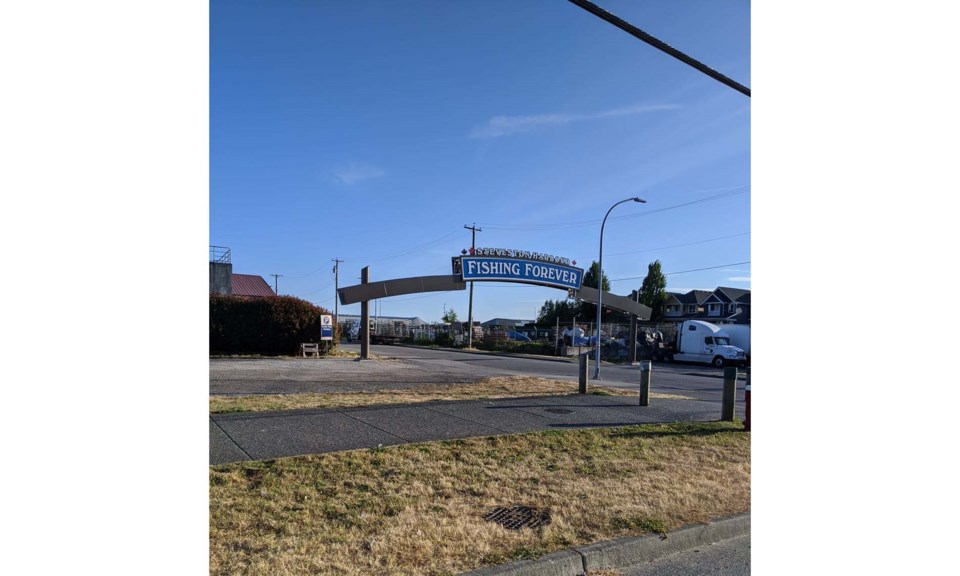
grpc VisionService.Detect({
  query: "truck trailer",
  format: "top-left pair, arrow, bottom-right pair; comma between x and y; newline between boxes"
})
717,323 -> 750,359
651,320 -> 747,368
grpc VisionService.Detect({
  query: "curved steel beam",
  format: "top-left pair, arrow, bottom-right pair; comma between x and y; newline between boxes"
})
337,273 -> 652,321
337,274 -> 466,305
573,286 -> 653,320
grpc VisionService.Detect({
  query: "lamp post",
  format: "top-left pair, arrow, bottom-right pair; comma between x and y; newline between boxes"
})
594,196 -> 646,379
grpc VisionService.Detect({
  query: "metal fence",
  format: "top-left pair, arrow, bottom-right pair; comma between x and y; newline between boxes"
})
210,245 -> 231,264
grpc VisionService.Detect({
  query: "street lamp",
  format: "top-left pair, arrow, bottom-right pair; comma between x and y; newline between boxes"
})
594,196 -> 646,379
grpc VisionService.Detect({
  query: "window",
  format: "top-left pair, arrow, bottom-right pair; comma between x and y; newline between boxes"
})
688,324 -> 697,331
705,336 -> 714,345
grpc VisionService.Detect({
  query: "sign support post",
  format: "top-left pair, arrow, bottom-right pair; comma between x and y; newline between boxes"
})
360,266 -> 370,360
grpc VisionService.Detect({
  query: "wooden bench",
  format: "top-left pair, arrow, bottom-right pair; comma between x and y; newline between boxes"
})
300,343 -> 321,358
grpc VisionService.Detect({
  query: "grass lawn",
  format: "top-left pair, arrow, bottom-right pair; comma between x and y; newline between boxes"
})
210,421 -> 750,575
210,376 -> 696,413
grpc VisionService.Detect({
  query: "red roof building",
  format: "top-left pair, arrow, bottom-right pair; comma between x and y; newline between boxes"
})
231,274 -> 276,297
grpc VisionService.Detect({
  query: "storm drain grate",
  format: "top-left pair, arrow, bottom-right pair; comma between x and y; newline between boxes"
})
483,506 -> 552,530
545,408 -> 574,414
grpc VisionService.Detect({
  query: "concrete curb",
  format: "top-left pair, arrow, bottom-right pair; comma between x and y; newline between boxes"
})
458,513 -> 749,576
460,550 -> 584,576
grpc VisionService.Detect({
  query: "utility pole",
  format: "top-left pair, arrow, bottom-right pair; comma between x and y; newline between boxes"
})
270,274 -> 283,295
332,258 -> 343,343
360,266 -> 370,359
464,223 -> 482,348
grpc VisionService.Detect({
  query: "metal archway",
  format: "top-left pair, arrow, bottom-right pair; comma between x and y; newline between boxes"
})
336,262 -> 652,359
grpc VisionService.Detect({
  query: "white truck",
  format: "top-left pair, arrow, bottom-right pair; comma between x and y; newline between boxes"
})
652,320 -> 747,368
718,323 -> 750,359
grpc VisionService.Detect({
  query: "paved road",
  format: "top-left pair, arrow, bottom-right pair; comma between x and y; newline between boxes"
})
347,344 -> 747,403
211,345 -> 748,464
619,534 -> 750,576
211,344 -> 749,404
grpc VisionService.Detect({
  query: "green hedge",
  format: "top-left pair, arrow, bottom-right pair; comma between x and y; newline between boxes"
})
210,294 -> 338,356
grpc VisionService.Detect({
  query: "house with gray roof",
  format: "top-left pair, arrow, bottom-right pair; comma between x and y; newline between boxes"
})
663,287 -> 750,324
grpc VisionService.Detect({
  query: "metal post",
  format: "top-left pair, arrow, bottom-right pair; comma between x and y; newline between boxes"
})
639,360 -> 651,406
555,316 -> 560,356
721,366 -> 738,421
578,352 -> 589,394
594,196 -> 646,380
630,290 -> 639,365
360,266 -> 370,360
744,366 -> 751,431
332,258 -> 342,344
572,315 -> 578,356
465,223 -> 481,349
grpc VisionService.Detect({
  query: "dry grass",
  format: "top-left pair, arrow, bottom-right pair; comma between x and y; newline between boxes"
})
210,376 -> 695,413
210,421 -> 750,575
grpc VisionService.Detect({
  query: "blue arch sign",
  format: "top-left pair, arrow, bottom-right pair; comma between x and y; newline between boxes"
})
460,255 -> 584,291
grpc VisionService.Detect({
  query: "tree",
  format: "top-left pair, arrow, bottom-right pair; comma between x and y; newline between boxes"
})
582,260 -> 611,292
580,260 -> 611,321
536,298 -> 581,327
442,308 -> 458,324
638,260 -> 668,321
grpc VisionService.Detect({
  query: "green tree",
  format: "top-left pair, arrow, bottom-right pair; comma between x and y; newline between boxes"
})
442,308 -> 458,324
536,298 -> 581,327
580,260 -> 611,321
582,260 -> 611,292
638,260 -> 668,321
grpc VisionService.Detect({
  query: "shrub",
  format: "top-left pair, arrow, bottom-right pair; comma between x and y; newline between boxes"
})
210,294 -> 338,356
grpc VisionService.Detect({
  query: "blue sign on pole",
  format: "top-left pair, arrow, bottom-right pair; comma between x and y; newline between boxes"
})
460,257 -> 584,291
320,315 -> 334,341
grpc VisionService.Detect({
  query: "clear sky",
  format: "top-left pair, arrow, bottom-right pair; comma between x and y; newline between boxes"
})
211,0 -> 751,322
10,3 -> 960,572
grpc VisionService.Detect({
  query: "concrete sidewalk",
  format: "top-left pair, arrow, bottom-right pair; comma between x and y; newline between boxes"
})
210,393 -> 745,465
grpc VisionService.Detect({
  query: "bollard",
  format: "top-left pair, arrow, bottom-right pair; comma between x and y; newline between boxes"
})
744,366 -> 751,431
578,353 -> 589,394
721,366 -> 738,421
638,360 -> 652,406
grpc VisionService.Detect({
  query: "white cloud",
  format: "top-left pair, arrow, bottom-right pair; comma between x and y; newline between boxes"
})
331,163 -> 385,185
469,103 -> 680,139
726,276 -> 751,282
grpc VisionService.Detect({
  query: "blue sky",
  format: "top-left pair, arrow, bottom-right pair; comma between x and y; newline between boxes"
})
11,3 -> 960,569
211,0 -> 751,322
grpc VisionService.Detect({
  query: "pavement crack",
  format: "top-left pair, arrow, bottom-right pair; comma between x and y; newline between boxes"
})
334,410 -> 413,443
210,416 -> 254,462
421,405 -> 513,434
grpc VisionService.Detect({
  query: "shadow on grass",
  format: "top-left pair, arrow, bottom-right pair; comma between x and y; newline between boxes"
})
609,424 -> 738,440
549,423 -> 644,429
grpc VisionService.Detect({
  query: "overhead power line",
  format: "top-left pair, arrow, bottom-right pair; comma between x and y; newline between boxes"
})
300,280 -> 334,297
482,186 -> 748,232
341,229 -> 462,263
611,261 -> 751,282
289,229 -> 462,280
606,232 -> 749,257
566,0 -> 750,97
664,261 -> 750,276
